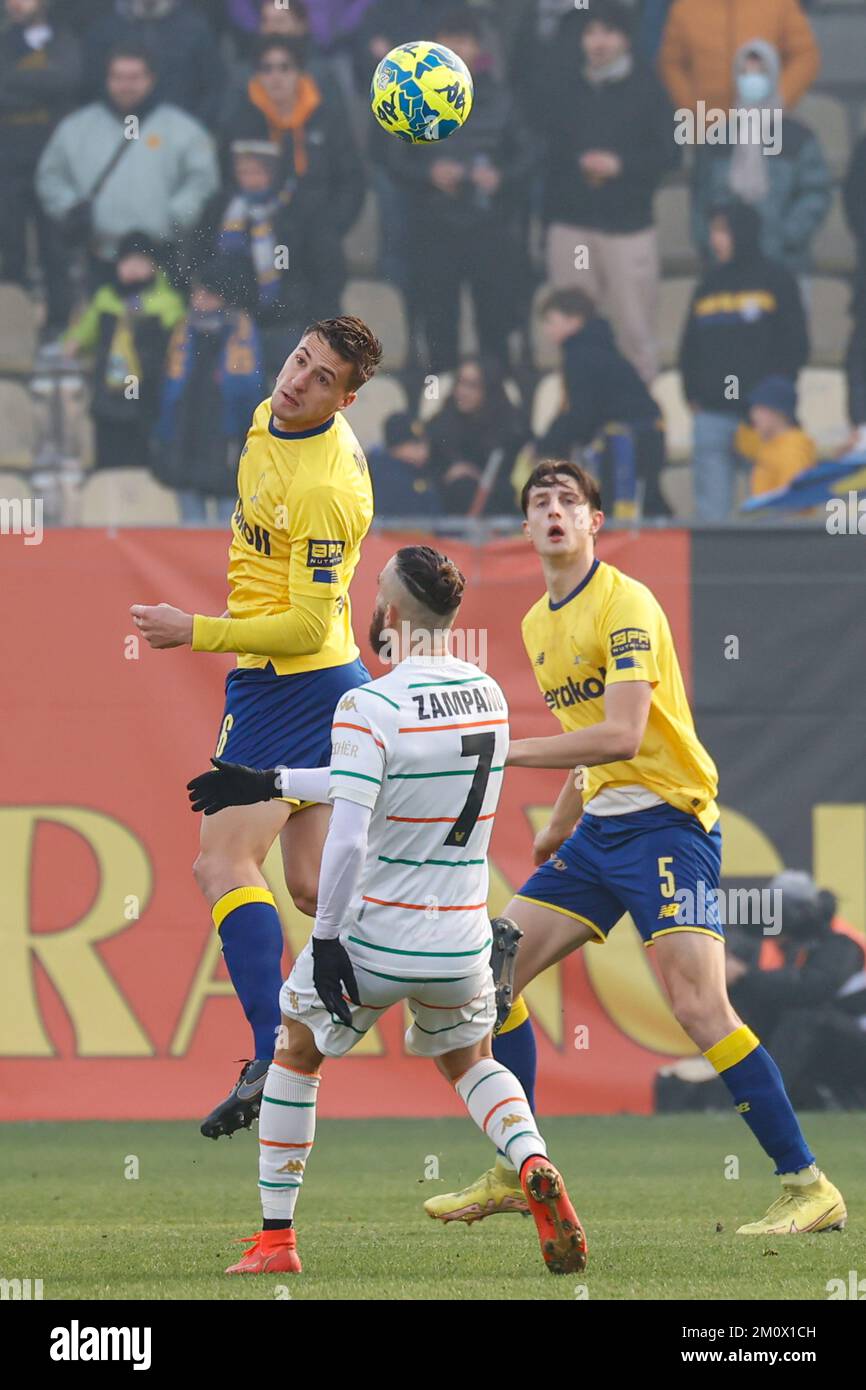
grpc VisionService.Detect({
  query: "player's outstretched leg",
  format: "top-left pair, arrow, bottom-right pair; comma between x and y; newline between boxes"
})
447,1054 -> 587,1274
226,1019 -> 323,1274
656,934 -> 847,1237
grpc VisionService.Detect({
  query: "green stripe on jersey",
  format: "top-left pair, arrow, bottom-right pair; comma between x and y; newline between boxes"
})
331,769 -> 381,784
361,687 -> 400,710
377,855 -> 485,868
387,766 -> 504,780
407,675 -> 489,688
348,934 -> 491,958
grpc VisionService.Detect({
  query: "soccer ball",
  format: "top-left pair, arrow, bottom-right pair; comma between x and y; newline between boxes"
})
370,41 -> 474,143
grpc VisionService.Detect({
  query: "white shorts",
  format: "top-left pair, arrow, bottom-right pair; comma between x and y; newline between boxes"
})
279,943 -> 496,1058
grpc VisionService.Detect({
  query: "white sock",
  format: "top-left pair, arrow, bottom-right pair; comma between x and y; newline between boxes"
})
455,1059 -> 547,1176
258,1061 -> 320,1221
781,1163 -> 821,1187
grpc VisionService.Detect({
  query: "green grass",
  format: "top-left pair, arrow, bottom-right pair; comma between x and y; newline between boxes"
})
2,1115 -> 864,1300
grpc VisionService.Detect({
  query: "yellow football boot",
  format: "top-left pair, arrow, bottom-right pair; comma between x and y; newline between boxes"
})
737,1168 -> 847,1236
423,1158 -> 528,1224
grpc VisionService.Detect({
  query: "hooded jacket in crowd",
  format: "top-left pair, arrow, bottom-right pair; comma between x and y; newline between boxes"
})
678,202 -> 809,416
691,40 -> 832,274
542,315 -> 662,454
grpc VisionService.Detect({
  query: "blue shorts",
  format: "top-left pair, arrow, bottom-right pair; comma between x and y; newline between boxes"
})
215,657 -> 370,777
516,803 -> 723,947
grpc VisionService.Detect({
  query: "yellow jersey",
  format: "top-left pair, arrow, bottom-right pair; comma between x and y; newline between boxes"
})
192,402 -> 373,676
521,558 -> 719,831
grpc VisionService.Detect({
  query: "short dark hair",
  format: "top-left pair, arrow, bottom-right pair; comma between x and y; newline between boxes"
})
395,545 -> 465,618
255,34 -> 304,68
107,41 -> 157,74
584,0 -> 634,40
520,459 -> 602,516
303,315 -> 383,390
539,286 -> 596,322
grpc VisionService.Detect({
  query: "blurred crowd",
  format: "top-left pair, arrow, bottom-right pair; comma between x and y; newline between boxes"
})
2,0 -> 866,523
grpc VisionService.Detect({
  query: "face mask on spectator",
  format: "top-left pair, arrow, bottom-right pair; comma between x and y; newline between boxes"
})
737,71 -> 772,106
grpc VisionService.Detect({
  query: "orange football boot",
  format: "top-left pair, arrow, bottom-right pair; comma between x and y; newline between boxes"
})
519,1156 -> 588,1275
225,1228 -> 302,1275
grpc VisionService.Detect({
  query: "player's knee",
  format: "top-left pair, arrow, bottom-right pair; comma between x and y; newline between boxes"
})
192,847 -> 259,905
285,876 -> 319,918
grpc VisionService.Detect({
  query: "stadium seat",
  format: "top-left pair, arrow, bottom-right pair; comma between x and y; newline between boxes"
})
795,94 -> 849,176
343,279 -> 407,370
659,462 -> 694,520
345,192 -> 380,277
798,367 -> 850,452
656,185 -> 699,273
0,381 -> 36,468
531,371 -> 563,437
0,285 -> 38,372
809,278 -> 850,366
78,468 -> 180,525
650,369 -> 693,461
345,372 -> 406,449
0,469 -> 30,502
658,277 -> 696,369
813,193 -> 857,275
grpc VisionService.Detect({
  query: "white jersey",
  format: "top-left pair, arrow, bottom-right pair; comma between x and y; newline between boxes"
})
326,654 -> 509,980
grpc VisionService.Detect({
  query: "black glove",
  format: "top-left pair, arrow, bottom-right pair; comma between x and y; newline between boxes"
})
312,936 -> 360,1026
187,757 -> 279,815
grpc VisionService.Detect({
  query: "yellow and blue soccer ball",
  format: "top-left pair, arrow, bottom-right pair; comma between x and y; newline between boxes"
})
370,41 -> 473,143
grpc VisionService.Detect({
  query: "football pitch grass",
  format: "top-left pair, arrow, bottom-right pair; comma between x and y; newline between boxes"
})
3,1114 -> 864,1301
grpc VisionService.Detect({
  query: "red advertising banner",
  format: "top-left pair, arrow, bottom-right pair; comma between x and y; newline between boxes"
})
0,527 -> 697,1120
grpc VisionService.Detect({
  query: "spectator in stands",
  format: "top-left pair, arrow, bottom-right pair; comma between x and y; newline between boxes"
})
64,230 -> 185,471
204,136 -> 345,380
224,35 -> 364,241
658,0 -> 820,115
386,8 -> 533,374
537,287 -> 671,519
739,375 -> 817,499
842,135 -> 866,459
84,0 -> 225,127
151,255 -> 264,525
368,412 -> 442,521
540,1 -> 678,385
691,42 -> 832,279
36,42 -> 219,287
843,130 -> 866,276
426,356 -> 529,517
679,201 -> 809,522
0,0 -> 82,339
726,871 -> 866,1109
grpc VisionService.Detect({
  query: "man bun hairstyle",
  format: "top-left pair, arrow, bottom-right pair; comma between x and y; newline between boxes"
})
395,545 -> 465,618
304,314 -> 383,390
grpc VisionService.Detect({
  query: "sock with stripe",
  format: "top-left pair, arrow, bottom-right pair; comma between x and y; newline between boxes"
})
491,996 -> 537,1111
214,888 -> 284,1061
456,1058 -> 547,1175
258,1061 -> 320,1222
705,1025 -> 815,1175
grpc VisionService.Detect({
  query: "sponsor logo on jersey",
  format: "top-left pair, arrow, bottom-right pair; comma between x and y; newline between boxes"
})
411,684 -> 505,720
534,652 -> 545,666
352,446 -> 368,475
610,627 -> 650,657
306,539 -> 345,568
233,498 -> 271,555
657,902 -> 680,919
332,739 -> 359,759
543,672 -> 605,711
